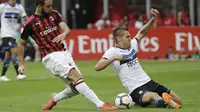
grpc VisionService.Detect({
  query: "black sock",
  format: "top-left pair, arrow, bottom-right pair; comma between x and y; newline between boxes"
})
155,98 -> 166,108
1,59 -> 10,76
11,56 -> 19,75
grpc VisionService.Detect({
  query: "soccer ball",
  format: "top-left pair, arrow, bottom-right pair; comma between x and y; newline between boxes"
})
114,93 -> 133,109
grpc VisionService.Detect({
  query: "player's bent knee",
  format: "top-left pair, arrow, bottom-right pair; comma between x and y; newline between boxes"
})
67,68 -> 82,83
148,92 -> 161,101
142,92 -> 155,103
69,78 -> 84,94
4,52 -> 11,59
152,92 -> 160,97
69,83 -> 79,95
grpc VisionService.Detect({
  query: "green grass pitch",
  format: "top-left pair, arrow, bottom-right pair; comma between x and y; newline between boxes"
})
0,60 -> 199,112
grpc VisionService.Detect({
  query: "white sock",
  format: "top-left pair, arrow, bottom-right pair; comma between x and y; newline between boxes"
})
75,80 -> 104,108
54,86 -> 77,102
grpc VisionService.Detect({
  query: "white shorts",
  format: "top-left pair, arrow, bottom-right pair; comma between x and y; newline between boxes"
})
42,50 -> 80,79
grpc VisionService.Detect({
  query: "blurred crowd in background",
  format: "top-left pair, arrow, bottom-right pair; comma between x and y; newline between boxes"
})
1,0 -> 197,29
0,0 -> 199,61
88,0 -> 191,30
165,46 -> 200,61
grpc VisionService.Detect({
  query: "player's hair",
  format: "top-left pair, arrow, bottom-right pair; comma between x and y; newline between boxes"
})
36,0 -> 45,6
113,27 -> 128,42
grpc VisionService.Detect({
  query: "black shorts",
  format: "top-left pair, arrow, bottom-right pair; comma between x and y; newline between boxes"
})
130,80 -> 170,107
1,37 -> 17,52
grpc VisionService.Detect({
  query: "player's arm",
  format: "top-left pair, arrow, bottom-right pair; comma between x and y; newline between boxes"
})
52,22 -> 71,44
52,10 -> 71,44
135,8 -> 159,41
19,4 -> 28,24
95,55 -> 123,71
0,3 -> 5,15
95,58 -> 115,71
18,23 -> 31,73
21,16 -> 28,24
18,38 -> 26,73
59,22 -> 71,36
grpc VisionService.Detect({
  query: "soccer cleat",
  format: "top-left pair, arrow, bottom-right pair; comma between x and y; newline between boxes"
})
17,74 -> 27,80
97,103 -> 119,111
42,95 -> 57,110
0,76 -> 10,82
162,93 -> 181,109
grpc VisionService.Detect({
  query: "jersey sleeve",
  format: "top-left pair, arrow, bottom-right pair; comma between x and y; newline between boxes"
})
19,4 -> 27,17
102,48 -> 116,60
131,38 -> 139,52
53,10 -> 65,25
28,36 -> 35,44
20,22 -> 31,41
0,3 -> 5,15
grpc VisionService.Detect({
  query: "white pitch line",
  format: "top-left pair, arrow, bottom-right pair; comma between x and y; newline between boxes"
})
104,67 -> 200,76
3,68 -> 200,82
26,76 -> 55,80
147,68 -> 200,74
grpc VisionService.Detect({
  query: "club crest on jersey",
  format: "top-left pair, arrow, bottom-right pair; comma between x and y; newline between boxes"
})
49,16 -> 54,21
35,22 -> 40,25
8,41 -> 12,46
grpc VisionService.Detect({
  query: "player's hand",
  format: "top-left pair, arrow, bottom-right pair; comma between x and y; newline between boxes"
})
18,65 -> 25,74
52,33 -> 66,44
150,8 -> 159,18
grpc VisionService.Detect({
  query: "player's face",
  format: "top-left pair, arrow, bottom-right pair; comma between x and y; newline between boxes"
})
42,0 -> 53,16
8,0 -> 16,7
118,31 -> 131,49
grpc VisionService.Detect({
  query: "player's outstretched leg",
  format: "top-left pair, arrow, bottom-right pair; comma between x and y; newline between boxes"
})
162,92 -> 181,109
67,69 -> 118,110
42,94 -> 57,110
42,85 -> 78,110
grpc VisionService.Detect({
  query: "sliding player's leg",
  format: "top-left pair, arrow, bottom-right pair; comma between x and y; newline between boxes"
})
152,81 -> 181,109
130,87 -> 166,108
142,92 -> 166,108
169,91 -> 181,105
162,92 -> 181,109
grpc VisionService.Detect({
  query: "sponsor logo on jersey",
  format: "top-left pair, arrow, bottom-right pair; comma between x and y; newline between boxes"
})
40,26 -> 58,36
126,58 -> 138,67
4,12 -> 19,19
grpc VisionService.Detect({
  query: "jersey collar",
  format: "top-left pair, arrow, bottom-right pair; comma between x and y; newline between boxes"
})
115,46 -> 131,50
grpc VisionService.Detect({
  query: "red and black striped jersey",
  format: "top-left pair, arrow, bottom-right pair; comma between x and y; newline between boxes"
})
20,10 -> 65,57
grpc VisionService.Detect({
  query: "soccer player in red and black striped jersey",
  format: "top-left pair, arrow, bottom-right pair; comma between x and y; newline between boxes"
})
17,0 -> 118,111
